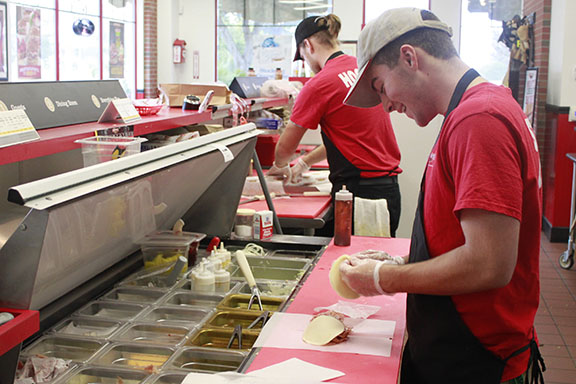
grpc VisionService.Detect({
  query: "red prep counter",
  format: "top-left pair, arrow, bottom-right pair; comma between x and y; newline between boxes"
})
0,308 -> 40,384
248,236 -> 410,383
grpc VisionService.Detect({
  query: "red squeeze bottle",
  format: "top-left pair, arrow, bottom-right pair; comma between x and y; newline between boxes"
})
207,236 -> 221,252
334,185 -> 353,246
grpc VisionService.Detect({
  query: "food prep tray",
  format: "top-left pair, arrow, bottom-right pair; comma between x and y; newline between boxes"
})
58,366 -> 151,384
101,287 -> 167,304
237,255 -> 311,270
144,372 -> 188,384
51,317 -> 124,339
92,343 -> 175,372
230,265 -> 304,281
21,335 -> 106,363
218,294 -> 284,312
77,302 -> 146,321
166,346 -> 246,372
162,292 -> 223,308
234,280 -> 297,298
268,249 -> 318,259
118,268 -> 185,290
176,279 -> 239,295
206,309 -> 272,330
112,323 -> 190,346
136,306 -> 211,328
186,327 -> 259,351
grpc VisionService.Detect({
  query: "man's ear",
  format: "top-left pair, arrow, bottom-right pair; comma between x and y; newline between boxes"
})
304,38 -> 314,54
399,45 -> 418,69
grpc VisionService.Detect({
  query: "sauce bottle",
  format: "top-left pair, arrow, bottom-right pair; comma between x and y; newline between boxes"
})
334,185 -> 352,246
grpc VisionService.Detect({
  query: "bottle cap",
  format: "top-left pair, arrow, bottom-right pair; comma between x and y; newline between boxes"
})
195,263 -> 215,285
335,185 -> 353,201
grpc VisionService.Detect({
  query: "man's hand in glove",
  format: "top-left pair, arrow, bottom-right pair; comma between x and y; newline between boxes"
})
289,157 -> 311,184
350,250 -> 406,265
267,161 -> 291,182
339,256 -> 395,297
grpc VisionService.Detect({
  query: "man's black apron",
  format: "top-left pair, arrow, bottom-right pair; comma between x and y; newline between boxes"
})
400,69 -> 545,384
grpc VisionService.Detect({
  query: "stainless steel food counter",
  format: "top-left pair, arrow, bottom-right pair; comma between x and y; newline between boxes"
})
0,123 -> 330,383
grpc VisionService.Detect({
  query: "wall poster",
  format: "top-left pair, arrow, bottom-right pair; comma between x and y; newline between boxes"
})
0,2 -> 7,81
523,67 -> 538,127
17,6 -> 41,79
109,21 -> 124,78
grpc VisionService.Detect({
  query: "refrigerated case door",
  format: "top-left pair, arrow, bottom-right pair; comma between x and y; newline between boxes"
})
0,124 -> 258,312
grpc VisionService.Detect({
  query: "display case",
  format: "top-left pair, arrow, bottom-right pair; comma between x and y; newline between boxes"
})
0,122 -> 328,383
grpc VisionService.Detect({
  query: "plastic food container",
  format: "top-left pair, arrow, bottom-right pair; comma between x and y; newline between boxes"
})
138,238 -> 191,272
234,209 -> 255,239
167,347 -> 246,372
74,136 -> 147,167
146,231 -> 206,266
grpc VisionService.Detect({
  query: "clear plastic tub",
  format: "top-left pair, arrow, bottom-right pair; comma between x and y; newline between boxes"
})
138,238 -> 191,272
74,136 -> 147,167
145,231 -> 206,267
162,292 -> 223,309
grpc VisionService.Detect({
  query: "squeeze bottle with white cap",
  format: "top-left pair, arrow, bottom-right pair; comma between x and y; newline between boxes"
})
214,266 -> 231,293
193,263 -> 215,293
334,185 -> 353,246
215,242 -> 231,268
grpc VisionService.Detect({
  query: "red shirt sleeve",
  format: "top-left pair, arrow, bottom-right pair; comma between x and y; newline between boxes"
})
290,79 -> 329,130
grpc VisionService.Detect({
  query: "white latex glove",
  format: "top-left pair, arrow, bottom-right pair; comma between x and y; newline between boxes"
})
267,161 -> 291,182
289,157 -> 311,184
339,256 -> 392,297
350,249 -> 406,265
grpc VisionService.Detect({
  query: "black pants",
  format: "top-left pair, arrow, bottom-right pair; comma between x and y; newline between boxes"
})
319,179 -> 401,238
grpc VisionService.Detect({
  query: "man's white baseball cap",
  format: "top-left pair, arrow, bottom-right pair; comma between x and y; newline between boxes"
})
344,8 -> 452,108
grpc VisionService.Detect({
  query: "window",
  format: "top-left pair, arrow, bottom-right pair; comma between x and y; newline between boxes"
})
364,0 -> 429,24
460,0 -> 522,84
217,0 -> 333,86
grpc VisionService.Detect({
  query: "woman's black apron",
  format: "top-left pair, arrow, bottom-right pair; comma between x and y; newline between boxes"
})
400,69 -> 545,384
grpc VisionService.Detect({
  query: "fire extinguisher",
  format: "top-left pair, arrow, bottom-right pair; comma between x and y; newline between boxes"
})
173,39 -> 187,64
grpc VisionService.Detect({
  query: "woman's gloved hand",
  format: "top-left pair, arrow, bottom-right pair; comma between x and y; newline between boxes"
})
289,157 -> 311,184
339,256 -> 392,297
267,162 -> 292,182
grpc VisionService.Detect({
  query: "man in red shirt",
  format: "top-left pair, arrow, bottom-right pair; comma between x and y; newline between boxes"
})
268,14 -> 402,236
339,7 -> 545,384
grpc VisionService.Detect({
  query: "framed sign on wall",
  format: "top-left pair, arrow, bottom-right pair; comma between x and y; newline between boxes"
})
0,1 -> 7,81
523,67 -> 539,127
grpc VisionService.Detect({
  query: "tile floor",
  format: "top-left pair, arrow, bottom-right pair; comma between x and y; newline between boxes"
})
537,232 -> 576,383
